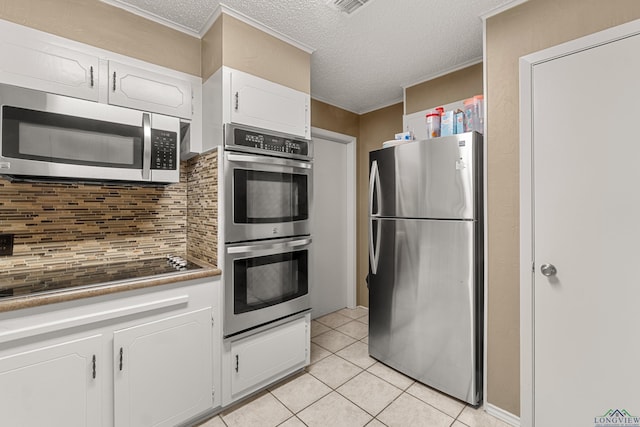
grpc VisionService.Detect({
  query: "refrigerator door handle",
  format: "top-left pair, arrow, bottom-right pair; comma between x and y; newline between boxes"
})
369,160 -> 381,216
369,218 -> 381,274
369,160 -> 382,274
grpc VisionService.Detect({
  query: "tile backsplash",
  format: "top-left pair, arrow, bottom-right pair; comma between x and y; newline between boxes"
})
0,151 -> 218,273
186,149 -> 218,267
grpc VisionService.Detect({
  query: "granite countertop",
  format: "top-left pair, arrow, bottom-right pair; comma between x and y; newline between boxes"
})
0,257 -> 221,313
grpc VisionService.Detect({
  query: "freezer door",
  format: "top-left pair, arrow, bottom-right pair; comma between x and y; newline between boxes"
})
368,218 -> 481,404
369,132 -> 481,220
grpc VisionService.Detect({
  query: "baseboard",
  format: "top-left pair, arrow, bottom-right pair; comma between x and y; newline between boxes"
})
485,403 -> 521,426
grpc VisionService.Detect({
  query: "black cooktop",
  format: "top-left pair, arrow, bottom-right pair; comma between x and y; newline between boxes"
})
0,256 -> 203,299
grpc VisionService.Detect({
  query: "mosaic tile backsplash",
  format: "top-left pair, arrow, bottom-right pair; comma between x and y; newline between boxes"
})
186,149 -> 218,266
0,152 -> 218,274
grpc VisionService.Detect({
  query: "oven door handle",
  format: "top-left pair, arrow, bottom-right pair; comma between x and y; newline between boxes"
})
226,153 -> 312,170
227,238 -> 312,255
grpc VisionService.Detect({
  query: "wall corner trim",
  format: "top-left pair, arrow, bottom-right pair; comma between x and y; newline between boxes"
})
486,403 -> 521,427
204,3 -> 316,53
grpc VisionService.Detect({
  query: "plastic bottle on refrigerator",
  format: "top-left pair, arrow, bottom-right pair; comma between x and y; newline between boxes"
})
425,111 -> 441,138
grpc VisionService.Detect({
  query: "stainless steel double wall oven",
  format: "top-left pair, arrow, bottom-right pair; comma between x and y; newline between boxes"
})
223,124 -> 312,337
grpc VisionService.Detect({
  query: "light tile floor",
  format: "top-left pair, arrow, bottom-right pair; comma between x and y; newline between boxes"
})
198,307 -> 511,427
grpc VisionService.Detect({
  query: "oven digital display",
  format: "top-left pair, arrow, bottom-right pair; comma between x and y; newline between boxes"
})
234,128 -> 309,156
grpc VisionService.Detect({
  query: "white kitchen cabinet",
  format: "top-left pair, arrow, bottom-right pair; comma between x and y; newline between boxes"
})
108,61 -> 192,119
228,69 -> 310,138
0,276 -> 218,426
0,38 -> 99,101
225,313 -> 309,403
199,67 -> 310,154
113,308 -> 213,427
0,334 -> 103,427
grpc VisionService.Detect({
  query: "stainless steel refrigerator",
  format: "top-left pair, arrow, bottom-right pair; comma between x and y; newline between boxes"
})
368,132 -> 483,405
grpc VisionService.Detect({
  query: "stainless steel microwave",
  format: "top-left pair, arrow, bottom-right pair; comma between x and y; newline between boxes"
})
0,83 -> 180,183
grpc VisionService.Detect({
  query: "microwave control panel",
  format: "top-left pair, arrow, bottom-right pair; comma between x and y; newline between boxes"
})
233,127 -> 309,156
151,130 -> 177,170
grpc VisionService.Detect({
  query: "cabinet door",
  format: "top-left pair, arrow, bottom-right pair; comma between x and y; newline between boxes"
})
113,308 -> 213,427
231,315 -> 309,398
0,39 -> 99,101
108,61 -> 192,119
0,334 -> 102,427
230,70 -> 310,138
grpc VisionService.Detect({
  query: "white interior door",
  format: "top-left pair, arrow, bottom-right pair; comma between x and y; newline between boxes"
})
529,28 -> 640,425
312,135 -> 352,318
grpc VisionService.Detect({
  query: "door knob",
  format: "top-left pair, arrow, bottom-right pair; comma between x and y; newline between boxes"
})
540,264 -> 557,277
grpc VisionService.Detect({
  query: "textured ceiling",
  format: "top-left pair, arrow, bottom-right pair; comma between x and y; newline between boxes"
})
101,0 -> 517,114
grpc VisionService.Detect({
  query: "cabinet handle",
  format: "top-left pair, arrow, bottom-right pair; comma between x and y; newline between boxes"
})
235,91 -> 239,111
113,71 -> 117,91
119,347 -> 123,371
92,355 -> 96,379
235,354 -> 239,373
90,66 -> 94,88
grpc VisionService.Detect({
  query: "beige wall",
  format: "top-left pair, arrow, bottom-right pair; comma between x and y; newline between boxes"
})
405,63 -> 483,114
486,0 -> 640,415
201,16 -> 223,81
200,14 -> 311,92
221,14 -> 310,94
311,99 -> 359,137
0,0 -> 201,76
357,103 -> 404,307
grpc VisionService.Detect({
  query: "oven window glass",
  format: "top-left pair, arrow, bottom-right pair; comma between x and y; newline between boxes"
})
2,106 -> 143,168
233,169 -> 308,223
233,250 -> 308,314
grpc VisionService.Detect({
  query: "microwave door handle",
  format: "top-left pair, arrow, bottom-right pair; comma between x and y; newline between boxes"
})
227,238 -> 312,255
142,113 -> 151,180
226,153 -> 312,170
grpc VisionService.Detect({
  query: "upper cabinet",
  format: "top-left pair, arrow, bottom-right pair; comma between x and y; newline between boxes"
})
228,69 -> 310,139
0,39 -> 99,101
199,67 -> 311,154
108,61 -> 192,120
0,22 -> 194,121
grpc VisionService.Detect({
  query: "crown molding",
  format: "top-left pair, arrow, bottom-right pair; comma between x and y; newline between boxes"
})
401,57 -> 483,90
481,0 -> 529,20
99,0 -> 201,37
201,3 -> 316,53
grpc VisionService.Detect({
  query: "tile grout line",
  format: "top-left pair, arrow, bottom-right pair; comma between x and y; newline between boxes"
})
313,313 -> 466,425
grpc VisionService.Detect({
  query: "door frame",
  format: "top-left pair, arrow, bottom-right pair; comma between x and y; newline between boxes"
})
310,127 -> 357,309
519,18 -> 640,427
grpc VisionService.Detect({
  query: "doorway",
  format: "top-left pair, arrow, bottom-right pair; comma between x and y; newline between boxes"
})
310,128 -> 356,319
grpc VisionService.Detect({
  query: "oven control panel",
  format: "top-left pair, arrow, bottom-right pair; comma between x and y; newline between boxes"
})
233,127 -> 310,157
151,130 -> 177,170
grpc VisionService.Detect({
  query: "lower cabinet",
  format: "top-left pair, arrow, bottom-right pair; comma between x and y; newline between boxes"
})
113,308 -> 212,427
0,277 -> 219,427
224,313 -> 310,405
0,334 -> 103,427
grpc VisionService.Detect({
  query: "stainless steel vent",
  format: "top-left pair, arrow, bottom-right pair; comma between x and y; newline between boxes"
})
327,0 -> 370,14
